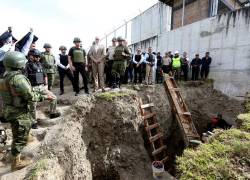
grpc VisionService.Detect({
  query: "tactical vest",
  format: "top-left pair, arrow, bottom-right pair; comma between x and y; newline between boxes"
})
172,57 -> 181,68
0,78 -> 11,111
41,52 -> 55,73
73,48 -> 85,63
59,54 -> 68,66
0,71 -> 28,108
27,62 -> 44,86
114,45 -> 125,61
147,54 -> 154,63
134,55 -> 141,63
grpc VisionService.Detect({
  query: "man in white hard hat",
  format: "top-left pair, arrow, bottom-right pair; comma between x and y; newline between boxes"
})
171,50 -> 181,80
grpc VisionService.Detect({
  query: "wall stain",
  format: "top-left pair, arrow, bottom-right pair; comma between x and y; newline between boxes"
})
202,7 -> 250,38
200,26 -> 224,37
242,7 -> 250,25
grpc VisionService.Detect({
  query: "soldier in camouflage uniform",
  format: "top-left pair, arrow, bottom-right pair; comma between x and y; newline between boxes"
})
0,51 -> 52,170
112,36 -> 131,88
40,43 -> 56,90
25,49 -> 60,128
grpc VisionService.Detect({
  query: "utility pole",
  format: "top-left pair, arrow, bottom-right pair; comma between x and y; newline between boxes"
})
124,20 -> 128,40
105,34 -> 107,49
181,0 -> 185,27
139,9 -> 142,48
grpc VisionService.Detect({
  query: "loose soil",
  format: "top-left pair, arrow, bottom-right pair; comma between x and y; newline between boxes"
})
0,81 -> 244,179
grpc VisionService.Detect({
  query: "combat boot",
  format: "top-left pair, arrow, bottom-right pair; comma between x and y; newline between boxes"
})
11,154 -> 33,171
59,90 -> 64,95
49,111 -> 61,119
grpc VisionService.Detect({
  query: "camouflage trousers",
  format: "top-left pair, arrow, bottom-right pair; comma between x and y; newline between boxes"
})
3,106 -> 32,156
30,85 -> 57,123
46,73 -> 55,90
11,113 -> 32,156
111,60 -> 127,78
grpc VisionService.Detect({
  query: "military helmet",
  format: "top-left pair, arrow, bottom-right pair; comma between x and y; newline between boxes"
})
43,43 -> 52,48
117,36 -> 124,42
28,49 -> 41,57
3,51 -> 27,69
73,37 -> 81,43
112,37 -> 117,42
59,45 -> 67,50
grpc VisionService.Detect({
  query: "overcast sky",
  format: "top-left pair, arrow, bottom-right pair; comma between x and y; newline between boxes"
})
0,0 -> 158,52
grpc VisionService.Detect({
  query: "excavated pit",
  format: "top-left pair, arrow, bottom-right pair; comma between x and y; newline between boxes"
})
137,81 -> 243,175
0,81 -> 244,179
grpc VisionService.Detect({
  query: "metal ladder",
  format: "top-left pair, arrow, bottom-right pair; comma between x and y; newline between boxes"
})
139,97 -> 168,164
164,75 -> 200,147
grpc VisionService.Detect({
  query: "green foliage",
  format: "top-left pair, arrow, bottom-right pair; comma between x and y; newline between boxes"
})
28,159 -> 47,180
97,91 -> 131,101
177,94 -> 250,179
177,129 -> 250,180
237,113 -> 250,132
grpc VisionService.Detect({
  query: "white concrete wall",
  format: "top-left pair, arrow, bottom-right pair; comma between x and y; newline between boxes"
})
132,7 -> 250,97
131,2 -> 172,44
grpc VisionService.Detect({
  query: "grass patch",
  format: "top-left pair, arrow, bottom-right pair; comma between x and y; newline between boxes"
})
97,91 -> 131,101
177,129 -> 250,180
237,113 -> 250,132
177,93 -> 250,180
28,159 -> 47,180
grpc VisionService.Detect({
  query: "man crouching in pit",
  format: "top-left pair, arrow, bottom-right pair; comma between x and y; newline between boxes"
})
25,49 -> 61,129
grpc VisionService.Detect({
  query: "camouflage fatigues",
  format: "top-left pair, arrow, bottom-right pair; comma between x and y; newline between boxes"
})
40,52 -> 56,90
112,45 -> 131,78
30,85 -> 57,121
0,70 -> 44,156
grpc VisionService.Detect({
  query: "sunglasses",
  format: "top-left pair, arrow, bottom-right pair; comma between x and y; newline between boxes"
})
34,55 -> 40,58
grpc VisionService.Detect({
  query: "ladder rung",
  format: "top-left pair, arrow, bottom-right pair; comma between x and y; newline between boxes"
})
181,112 -> 191,115
145,123 -> 159,131
169,88 -> 180,91
143,112 -> 156,120
189,140 -> 202,145
149,133 -> 163,143
152,145 -> 167,156
160,156 -> 168,163
141,103 -> 154,109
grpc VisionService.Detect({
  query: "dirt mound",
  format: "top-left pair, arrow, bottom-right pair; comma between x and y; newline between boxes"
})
0,82 -> 243,179
82,93 -> 152,179
1,91 -> 153,179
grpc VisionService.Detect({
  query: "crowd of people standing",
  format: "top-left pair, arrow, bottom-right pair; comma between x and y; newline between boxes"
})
36,37 -> 213,96
0,27 -> 213,171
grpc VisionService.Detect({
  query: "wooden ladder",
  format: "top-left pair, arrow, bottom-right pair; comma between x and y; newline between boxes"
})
164,75 -> 200,147
139,97 -> 168,164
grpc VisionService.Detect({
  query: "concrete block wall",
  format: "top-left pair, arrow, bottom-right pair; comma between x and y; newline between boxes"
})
131,2 -> 172,44
132,7 -> 250,97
